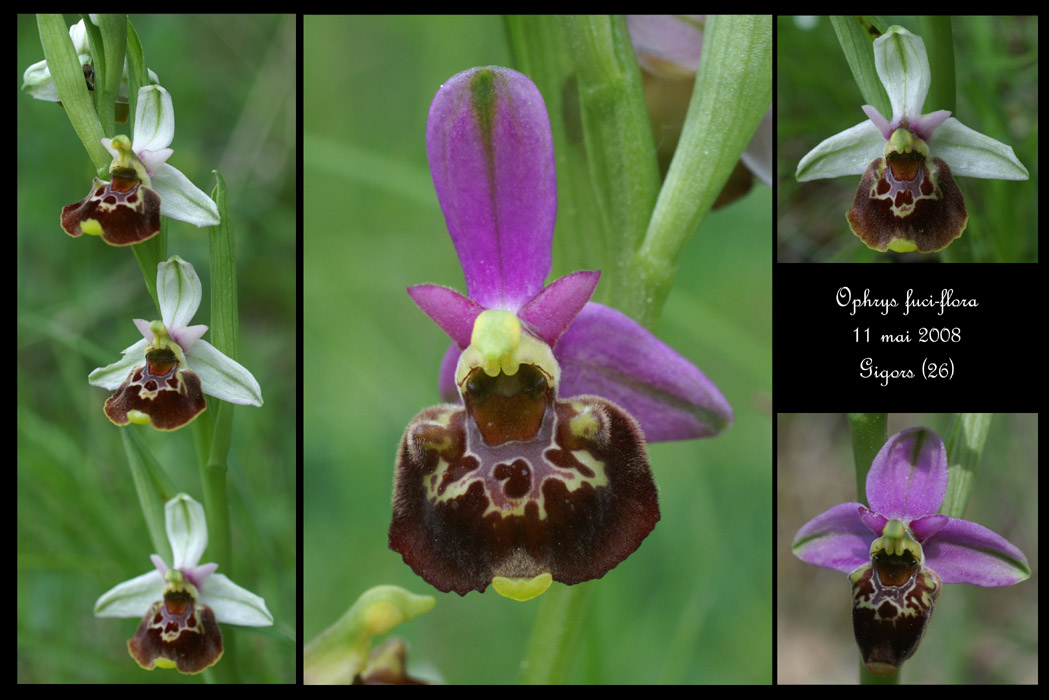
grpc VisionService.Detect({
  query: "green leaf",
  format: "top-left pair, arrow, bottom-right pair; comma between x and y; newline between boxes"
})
503,15 -> 611,291
830,15 -> 891,119
36,14 -> 109,173
942,413 -> 993,518
125,16 -> 149,136
87,13 -> 126,135
121,427 -> 176,560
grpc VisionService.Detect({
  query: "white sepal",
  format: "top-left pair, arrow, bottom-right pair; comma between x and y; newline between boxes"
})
187,339 -> 264,407
200,573 -> 274,627
93,569 -> 165,618
929,117 -> 1030,180
796,119 -> 884,181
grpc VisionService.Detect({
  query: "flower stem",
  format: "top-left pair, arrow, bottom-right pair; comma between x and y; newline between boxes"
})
627,15 -> 771,329
518,582 -> 593,684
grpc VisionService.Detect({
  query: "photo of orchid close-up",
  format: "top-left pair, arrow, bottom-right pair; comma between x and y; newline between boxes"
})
305,15 -> 771,684
777,16 -> 1036,262
778,414 -> 1037,684
17,14 -> 297,683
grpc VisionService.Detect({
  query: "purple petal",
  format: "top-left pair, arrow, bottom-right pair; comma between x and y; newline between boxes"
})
910,513 -> 948,542
857,505 -> 887,536
866,428 -> 947,521
426,66 -> 556,311
407,284 -> 485,349
909,109 -> 951,142
861,104 -> 893,141
924,517 -> 1030,587
792,502 -> 871,574
517,270 -> 600,346
555,303 -> 732,442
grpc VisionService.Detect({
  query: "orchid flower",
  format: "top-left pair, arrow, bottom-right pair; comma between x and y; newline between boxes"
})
94,493 -> 273,674
61,84 -> 221,245
389,66 -> 732,600
88,255 -> 262,431
796,26 -> 1028,253
792,428 -> 1029,676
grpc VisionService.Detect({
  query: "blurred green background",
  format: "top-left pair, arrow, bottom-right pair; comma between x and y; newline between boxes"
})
778,413 -> 1038,683
778,16 -> 1038,262
17,14 -> 297,682
305,15 -> 771,684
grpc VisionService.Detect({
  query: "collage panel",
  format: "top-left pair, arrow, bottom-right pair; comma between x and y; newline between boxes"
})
303,15 -> 772,684
16,14 -> 297,683
777,16 -> 1036,262
778,413 -> 1036,683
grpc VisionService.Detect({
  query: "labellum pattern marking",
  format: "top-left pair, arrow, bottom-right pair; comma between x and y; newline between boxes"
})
390,385 -> 659,595
849,549 -> 941,675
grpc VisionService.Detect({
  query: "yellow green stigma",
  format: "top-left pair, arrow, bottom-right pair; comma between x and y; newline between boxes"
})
109,134 -> 135,161
107,133 -> 151,185
871,519 -> 923,561
146,320 -> 187,367
162,568 -> 199,598
470,309 -> 522,377
884,128 -> 929,159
